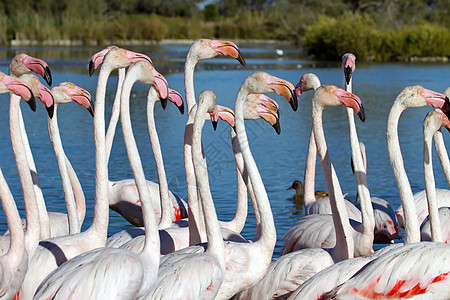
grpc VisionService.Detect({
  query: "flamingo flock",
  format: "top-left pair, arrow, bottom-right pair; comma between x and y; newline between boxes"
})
0,39 -> 448,299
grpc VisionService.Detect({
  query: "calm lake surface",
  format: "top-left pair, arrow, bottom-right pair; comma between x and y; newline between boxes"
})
0,42 -> 448,258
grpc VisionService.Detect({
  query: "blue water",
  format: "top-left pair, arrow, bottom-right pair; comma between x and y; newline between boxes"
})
0,43 -> 448,257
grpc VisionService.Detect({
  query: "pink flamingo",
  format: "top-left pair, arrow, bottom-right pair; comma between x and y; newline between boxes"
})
0,73 -> 36,299
33,60 -> 162,299
89,46 -> 189,227
420,110 -> 450,243
7,54 -> 58,240
281,73 -> 374,258
18,47 -> 153,299
149,90 -> 227,298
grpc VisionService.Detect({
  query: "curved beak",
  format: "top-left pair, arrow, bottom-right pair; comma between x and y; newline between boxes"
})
421,89 -> 450,119
210,40 -> 246,66
2,75 -> 36,111
66,84 -> 94,117
37,82 -> 55,118
266,77 -> 298,111
160,97 -> 168,109
272,117 -> 281,135
333,88 -> 365,122
168,88 -> 185,115
89,48 -> 112,76
22,56 -> 52,86
26,94 -> 36,112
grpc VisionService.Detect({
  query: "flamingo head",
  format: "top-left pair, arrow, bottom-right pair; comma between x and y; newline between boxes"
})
20,74 -> 54,118
191,39 -> 246,66
246,94 -> 281,134
328,85 -> 365,122
53,82 -> 94,117
418,88 -> 450,119
11,54 -> 52,86
257,72 -> 298,111
295,73 -> 321,98
217,105 -> 235,127
342,53 -> 356,85
149,67 -> 169,107
167,88 -> 184,115
0,73 -> 36,111
89,46 -> 118,76
92,47 -> 153,74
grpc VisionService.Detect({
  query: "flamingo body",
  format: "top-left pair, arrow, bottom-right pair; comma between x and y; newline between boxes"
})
322,242 -> 450,299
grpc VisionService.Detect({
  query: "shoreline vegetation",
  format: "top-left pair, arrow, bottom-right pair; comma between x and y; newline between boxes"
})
0,0 -> 448,62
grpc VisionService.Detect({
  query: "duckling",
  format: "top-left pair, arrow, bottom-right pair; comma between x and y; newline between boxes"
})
287,180 -> 328,201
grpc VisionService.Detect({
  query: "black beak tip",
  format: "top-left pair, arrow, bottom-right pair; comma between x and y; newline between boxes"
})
27,94 -> 36,112
44,66 -> 52,86
177,102 -> 185,115
237,52 -> 246,66
46,103 -> 55,119
89,61 -> 95,77
160,97 -> 168,109
358,104 -> 365,122
344,66 -> 352,86
87,104 -> 94,117
443,97 -> 450,119
290,90 -> 298,112
212,121 -> 218,131
273,120 -> 281,135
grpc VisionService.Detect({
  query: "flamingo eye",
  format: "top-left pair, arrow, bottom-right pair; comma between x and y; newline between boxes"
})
329,89 -> 334,93
252,104 -> 256,109
19,58 -> 23,62
417,89 -> 422,95
205,42 -> 210,46
62,88 -> 67,93
121,51 -> 125,56
71,84 -> 75,89
149,65 -> 153,71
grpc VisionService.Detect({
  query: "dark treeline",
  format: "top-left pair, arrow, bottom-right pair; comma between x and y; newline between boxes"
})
0,0 -> 448,61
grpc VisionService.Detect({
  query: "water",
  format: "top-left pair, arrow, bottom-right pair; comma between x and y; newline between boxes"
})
0,43 -> 448,258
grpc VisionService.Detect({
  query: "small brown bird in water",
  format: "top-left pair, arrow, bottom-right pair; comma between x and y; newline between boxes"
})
287,180 -> 328,201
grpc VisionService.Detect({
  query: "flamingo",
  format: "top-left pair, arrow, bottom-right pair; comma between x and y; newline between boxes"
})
387,86 -> 450,243
0,73 -> 36,299
292,73 -> 361,219
89,46 -> 189,227
149,90 -> 227,299
235,83 -> 366,299
43,82 -> 93,236
33,60 -> 162,300
420,110 -> 450,243
8,54 -> 55,240
281,72 -> 374,257
18,47 -> 154,300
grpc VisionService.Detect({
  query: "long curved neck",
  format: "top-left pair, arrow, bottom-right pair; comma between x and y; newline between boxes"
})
0,168 -> 25,266
65,155 -> 86,227
423,125 -> 443,242
85,65 -> 111,244
386,101 -> 420,243
311,100 -> 354,262
303,129 -> 318,206
192,101 -> 225,269
146,89 -> 172,229
433,131 -> 450,188
184,106 -> 205,245
47,104 -> 80,234
18,107 -> 50,240
105,67 -> 125,164
9,94 -> 40,258
345,78 -> 373,255
303,81 -> 322,207
184,54 -> 198,113
219,128 -> 252,234
235,86 -> 276,253
120,72 -> 160,261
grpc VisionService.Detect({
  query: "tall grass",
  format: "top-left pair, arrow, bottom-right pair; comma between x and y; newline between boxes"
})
303,14 -> 450,61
